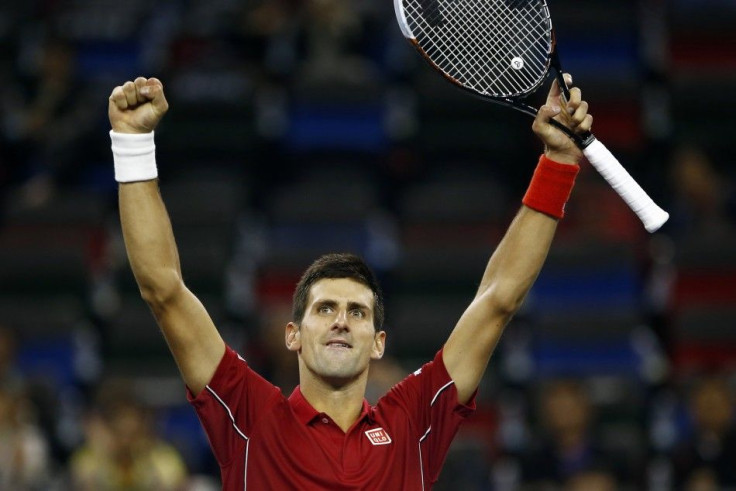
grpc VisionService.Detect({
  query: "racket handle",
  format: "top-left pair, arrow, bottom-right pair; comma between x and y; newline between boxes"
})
582,139 -> 669,233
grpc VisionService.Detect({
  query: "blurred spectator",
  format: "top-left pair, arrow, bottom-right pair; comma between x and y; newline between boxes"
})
0,382 -> 51,490
671,375 -> 736,488
520,380 -> 624,488
299,0 -> 375,85
238,0 -> 377,85
70,380 -> 188,490
1,34 -> 99,210
667,144 -> 736,242
237,0 -> 302,81
242,0 -> 300,38
684,467 -> 719,491
564,469 -> 617,491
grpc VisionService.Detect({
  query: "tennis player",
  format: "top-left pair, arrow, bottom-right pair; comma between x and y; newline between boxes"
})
108,74 -> 591,489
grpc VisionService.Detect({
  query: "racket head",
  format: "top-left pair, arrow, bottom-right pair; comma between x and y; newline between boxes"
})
394,0 -> 555,102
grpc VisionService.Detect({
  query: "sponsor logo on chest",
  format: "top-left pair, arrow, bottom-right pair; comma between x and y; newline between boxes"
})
364,427 -> 392,446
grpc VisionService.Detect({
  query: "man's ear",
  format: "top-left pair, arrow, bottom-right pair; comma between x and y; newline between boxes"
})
371,330 -> 386,360
285,322 -> 301,352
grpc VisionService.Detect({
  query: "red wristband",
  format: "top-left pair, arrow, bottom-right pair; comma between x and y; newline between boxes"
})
522,155 -> 580,219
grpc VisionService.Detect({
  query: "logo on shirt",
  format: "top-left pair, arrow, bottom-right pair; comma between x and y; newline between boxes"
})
365,427 -> 392,446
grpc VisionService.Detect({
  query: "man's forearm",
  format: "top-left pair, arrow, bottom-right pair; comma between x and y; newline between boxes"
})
476,205 -> 557,313
477,153 -> 579,313
119,180 -> 183,303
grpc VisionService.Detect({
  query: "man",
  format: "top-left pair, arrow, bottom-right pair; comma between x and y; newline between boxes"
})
108,74 -> 591,489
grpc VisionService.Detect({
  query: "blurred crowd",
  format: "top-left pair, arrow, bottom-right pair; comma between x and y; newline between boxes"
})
1,1 -> 736,490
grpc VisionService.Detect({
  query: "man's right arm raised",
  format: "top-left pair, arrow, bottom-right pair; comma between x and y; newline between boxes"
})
110,77 -> 225,395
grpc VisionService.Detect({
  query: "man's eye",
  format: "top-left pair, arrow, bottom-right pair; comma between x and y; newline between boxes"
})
350,309 -> 365,318
318,305 -> 333,314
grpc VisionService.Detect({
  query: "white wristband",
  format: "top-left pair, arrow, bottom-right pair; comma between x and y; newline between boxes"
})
110,130 -> 158,182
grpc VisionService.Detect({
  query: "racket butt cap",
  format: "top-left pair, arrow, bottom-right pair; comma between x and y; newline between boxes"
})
644,209 -> 669,233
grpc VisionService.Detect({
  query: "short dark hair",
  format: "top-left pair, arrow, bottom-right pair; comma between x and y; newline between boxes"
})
292,253 -> 384,330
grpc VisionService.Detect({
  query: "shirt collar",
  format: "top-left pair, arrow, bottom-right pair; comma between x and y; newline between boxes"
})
288,386 -> 374,425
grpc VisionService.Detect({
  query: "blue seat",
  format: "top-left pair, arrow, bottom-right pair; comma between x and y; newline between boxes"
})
17,336 -> 77,388
285,102 -> 387,153
522,242 -> 647,378
76,40 -> 142,79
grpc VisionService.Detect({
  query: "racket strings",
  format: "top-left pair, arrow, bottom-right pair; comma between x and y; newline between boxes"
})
463,0 -> 548,92
490,8 -> 549,90
403,0 -> 552,97
476,4 -> 542,92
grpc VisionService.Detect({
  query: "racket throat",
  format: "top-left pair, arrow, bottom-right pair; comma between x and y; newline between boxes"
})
548,119 -> 595,149
546,56 -> 594,148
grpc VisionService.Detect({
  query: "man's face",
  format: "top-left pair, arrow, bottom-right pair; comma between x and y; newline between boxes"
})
287,278 -> 385,386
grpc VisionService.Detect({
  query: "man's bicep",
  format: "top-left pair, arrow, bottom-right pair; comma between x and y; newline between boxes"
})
443,294 -> 510,404
150,285 -> 226,395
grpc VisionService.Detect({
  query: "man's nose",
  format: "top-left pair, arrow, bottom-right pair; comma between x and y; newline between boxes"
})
332,309 -> 349,329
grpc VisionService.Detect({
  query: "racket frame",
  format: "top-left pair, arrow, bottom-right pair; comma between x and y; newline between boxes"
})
394,0 -> 669,232
397,0 -> 594,148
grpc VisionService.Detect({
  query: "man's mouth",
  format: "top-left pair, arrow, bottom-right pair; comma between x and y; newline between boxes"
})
326,340 -> 352,349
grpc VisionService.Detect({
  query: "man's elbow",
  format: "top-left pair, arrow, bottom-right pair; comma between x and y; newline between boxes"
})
481,282 -> 528,318
137,270 -> 185,308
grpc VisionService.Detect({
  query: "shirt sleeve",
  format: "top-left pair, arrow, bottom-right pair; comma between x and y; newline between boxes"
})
186,346 -> 281,466
379,349 -> 477,483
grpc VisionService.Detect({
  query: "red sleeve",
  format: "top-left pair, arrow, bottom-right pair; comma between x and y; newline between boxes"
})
186,346 -> 281,466
379,349 -> 476,482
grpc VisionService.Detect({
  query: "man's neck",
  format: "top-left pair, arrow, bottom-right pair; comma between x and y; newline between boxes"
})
299,375 -> 368,433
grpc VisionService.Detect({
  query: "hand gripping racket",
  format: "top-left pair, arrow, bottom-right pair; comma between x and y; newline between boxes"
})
394,0 -> 669,232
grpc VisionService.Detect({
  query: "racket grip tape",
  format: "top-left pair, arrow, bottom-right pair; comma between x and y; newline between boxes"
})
523,155 -> 580,219
582,139 -> 669,233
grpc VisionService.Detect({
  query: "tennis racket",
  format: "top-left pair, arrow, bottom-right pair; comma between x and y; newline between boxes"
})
394,0 -> 669,233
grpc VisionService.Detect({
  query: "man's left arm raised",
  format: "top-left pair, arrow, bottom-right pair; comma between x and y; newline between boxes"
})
443,74 -> 593,404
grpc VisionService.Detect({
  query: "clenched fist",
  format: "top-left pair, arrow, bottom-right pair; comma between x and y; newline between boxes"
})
531,73 -> 593,165
108,77 -> 169,134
